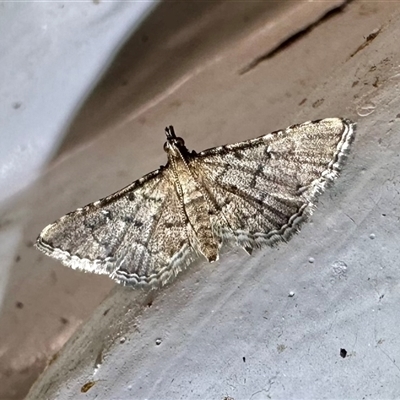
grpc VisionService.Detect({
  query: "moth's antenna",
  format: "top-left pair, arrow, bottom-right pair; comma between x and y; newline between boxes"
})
165,125 -> 176,139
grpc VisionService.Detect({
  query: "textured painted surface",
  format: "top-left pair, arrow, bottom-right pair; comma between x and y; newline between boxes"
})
2,0 -> 400,399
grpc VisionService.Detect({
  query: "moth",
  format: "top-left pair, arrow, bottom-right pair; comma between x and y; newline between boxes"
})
36,118 -> 355,287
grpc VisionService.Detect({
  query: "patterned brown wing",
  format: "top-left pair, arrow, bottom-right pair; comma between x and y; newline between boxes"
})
189,118 -> 355,252
36,167 -> 196,287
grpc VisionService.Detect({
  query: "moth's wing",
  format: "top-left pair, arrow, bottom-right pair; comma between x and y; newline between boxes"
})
189,118 -> 355,251
36,167 -> 196,287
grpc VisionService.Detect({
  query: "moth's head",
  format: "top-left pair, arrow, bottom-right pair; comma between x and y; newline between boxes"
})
164,125 -> 186,155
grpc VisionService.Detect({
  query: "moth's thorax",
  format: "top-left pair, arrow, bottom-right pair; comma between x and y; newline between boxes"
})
164,140 -> 185,158
167,144 -> 219,262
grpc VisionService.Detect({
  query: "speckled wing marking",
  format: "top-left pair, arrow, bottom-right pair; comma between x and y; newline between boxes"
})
36,168 -> 196,286
189,118 -> 355,252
